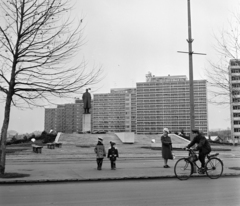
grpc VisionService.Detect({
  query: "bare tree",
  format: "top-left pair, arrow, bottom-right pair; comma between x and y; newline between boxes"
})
205,12 -> 240,145
206,10 -> 240,102
0,0 -> 102,174
206,60 -> 232,105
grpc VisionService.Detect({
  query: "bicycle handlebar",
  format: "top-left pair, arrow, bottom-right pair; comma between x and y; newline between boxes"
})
183,147 -> 195,151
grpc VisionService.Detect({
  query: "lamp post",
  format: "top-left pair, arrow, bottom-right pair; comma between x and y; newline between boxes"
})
187,0 -> 195,140
178,0 -> 206,140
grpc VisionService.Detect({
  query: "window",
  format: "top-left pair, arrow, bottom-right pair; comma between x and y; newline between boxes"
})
233,105 -> 240,110
234,113 -> 240,117
233,98 -> 240,103
234,128 -> 240,132
234,121 -> 240,125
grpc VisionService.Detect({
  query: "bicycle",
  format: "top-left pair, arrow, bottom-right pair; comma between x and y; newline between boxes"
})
174,148 -> 224,180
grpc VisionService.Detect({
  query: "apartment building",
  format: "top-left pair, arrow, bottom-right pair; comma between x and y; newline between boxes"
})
229,59 -> 240,142
92,88 -> 136,133
44,99 -> 84,133
44,108 -> 58,133
45,73 -> 208,135
136,73 -> 208,135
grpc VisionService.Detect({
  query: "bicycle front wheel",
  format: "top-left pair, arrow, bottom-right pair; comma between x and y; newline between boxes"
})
205,157 -> 223,179
174,158 -> 192,180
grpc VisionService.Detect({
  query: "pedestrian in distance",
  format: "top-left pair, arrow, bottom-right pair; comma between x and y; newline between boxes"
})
161,128 -> 173,168
94,137 -> 106,170
107,141 -> 119,170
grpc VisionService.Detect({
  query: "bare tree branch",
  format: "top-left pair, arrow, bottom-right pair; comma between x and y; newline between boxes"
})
0,0 -> 103,174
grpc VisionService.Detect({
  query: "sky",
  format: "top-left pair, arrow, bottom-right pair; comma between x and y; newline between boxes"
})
0,0 -> 239,134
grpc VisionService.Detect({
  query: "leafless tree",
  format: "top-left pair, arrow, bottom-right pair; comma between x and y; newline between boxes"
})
205,12 -> 240,145
206,10 -> 240,102
0,0 -> 102,174
206,60 -> 232,105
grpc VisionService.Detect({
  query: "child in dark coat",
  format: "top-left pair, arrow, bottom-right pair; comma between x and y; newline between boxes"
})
107,141 -> 119,170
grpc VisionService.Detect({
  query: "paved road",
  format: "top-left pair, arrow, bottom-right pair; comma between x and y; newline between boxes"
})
1,177 -> 240,206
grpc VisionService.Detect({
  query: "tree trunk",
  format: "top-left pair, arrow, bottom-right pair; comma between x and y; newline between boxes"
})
0,94 -> 12,174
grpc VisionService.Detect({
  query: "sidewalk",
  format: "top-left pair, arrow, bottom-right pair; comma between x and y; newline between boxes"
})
1,156 -> 240,184
1,143 -> 240,183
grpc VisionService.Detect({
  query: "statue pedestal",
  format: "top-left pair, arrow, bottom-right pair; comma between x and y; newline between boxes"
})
82,114 -> 91,132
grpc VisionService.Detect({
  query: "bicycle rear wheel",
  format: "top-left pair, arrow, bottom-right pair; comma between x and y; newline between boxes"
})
205,157 -> 223,179
174,158 -> 192,180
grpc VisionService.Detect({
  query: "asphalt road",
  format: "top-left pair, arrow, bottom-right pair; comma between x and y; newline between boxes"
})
1,177 -> 240,206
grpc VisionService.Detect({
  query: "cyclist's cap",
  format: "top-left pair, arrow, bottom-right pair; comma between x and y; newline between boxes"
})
98,137 -> 103,142
192,128 -> 200,133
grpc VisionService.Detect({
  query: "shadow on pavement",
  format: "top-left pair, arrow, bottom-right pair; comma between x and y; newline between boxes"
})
0,173 -> 30,179
229,167 -> 240,170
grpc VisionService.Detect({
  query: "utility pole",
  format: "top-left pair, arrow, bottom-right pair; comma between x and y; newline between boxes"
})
178,0 -> 206,140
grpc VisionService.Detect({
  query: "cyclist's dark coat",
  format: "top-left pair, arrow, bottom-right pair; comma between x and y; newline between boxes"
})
187,133 -> 211,154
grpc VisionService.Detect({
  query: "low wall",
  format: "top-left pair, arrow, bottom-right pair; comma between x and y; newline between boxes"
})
115,132 -> 135,143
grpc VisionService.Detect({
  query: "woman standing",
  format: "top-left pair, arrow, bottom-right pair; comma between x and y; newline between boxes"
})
161,128 -> 173,168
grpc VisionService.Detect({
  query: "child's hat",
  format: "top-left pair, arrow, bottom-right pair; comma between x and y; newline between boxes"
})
98,137 -> 103,142
110,141 -> 115,145
163,128 -> 169,133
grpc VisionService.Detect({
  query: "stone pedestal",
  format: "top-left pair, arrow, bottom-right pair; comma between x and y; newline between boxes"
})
82,114 -> 91,132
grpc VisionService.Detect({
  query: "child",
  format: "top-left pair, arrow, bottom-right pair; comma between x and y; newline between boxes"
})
94,137 -> 106,170
107,141 -> 119,170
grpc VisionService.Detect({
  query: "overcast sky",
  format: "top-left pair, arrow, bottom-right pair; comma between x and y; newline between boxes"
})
1,0 -> 239,133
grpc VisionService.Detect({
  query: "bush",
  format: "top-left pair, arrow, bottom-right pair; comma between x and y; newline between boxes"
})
7,131 -> 56,145
41,131 -> 57,143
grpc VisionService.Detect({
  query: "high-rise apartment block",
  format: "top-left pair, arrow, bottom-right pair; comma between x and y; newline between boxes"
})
136,73 -> 208,135
229,59 -> 240,141
44,99 -> 84,133
44,73 -> 208,135
92,88 -> 136,132
44,108 -> 58,133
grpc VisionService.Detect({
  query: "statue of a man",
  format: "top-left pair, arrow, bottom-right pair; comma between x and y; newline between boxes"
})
82,89 -> 91,114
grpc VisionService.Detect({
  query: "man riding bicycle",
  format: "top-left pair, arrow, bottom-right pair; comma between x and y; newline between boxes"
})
185,128 -> 211,173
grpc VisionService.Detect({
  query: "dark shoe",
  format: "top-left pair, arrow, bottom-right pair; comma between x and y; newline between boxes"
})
166,165 -> 170,168
198,168 -> 205,174
163,165 -> 168,168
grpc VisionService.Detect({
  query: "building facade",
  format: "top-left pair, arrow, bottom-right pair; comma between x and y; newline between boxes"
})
92,88 -> 136,133
229,59 -> 240,142
44,99 -> 84,133
44,108 -> 58,133
44,73 -> 208,135
136,73 -> 208,135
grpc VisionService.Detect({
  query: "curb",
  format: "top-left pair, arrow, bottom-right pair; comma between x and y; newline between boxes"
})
6,154 -> 240,164
1,173 -> 240,184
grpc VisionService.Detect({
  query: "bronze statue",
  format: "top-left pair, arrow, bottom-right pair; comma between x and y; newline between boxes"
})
82,88 -> 91,114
